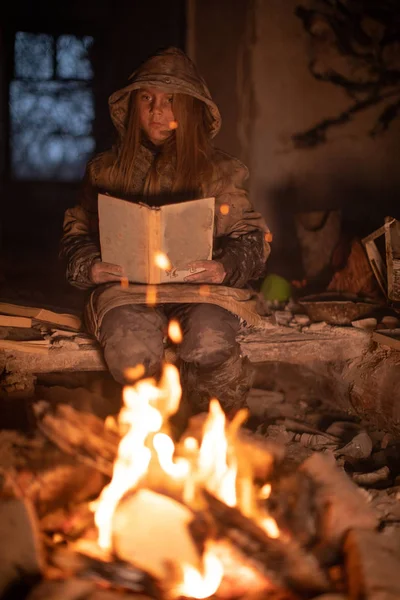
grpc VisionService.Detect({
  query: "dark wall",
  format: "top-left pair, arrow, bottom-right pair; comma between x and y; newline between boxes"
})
192,0 -> 249,162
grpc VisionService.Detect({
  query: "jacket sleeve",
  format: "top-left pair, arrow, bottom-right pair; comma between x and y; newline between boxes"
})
211,158 -> 271,288
59,168 -> 101,290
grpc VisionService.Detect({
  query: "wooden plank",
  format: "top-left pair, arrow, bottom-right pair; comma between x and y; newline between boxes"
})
385,217 -> 400,302
0,326 -> 371,375
363,240 -> 388,298
0,302 -> 81,331
372,329 -> 400,351
362,218 -> 396,244
0,315 -> 33,328
0,339 -> 49,354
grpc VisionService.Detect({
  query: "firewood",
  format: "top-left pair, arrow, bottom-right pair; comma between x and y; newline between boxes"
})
0,301 -> 81,331
265,470 -> 318,549
0,496 -> 44,596
299,454 -> 378,552
0,314 -> 32,328
344,529 -> 400,599
112,489 -> 203,582
203,490 -> 330,595
34,402 -> 119,477
50,543 -> 161,597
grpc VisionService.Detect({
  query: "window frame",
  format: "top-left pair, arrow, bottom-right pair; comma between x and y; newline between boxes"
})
3,21 -> 99,186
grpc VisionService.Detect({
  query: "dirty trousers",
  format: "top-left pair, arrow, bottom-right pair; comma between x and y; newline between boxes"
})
99,303 -> 254,413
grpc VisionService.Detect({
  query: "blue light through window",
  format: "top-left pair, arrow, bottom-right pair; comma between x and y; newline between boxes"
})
10,32 -> 95,181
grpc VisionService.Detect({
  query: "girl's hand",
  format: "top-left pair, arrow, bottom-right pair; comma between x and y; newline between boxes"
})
90,260 -> 124,284
184,260 -> 226,284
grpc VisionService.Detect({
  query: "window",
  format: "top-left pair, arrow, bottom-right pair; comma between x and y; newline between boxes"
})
9,31 -> 95,181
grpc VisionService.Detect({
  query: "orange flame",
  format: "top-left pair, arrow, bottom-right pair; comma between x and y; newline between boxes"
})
91,363 -> 279,598
168,319 -> 183,344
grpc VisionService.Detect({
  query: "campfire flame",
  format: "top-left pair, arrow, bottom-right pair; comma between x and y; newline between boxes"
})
91,321 -> 279,598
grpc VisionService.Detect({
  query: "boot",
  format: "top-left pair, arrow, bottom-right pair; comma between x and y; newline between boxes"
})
180,347 -> 254,415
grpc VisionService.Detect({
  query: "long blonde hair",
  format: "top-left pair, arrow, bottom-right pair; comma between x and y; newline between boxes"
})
110,91 -> 214,198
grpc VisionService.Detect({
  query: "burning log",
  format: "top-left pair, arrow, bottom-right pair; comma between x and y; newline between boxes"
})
112,489 -> 206,585
203,490 -> 330,595
0,430 -> 105,519
34,402 -> 119,477
34,402 -> 286,485
49,543 -> 162,597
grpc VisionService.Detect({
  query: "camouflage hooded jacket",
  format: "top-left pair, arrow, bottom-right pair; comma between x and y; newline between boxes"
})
60,47 -> 270,333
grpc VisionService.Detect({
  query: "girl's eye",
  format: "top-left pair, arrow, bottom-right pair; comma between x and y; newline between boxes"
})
167,96 -> 173,103
142,94 -> 151,101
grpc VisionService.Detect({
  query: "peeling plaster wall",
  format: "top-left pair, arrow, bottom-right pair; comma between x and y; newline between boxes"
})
251,1 -> 400,249
192,0 -> 400,276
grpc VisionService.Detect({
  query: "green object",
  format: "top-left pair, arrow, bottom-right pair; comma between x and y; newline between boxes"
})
261,274 -> 292,302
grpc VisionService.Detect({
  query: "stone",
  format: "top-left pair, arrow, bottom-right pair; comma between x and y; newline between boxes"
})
300,454 -> 378,549
311,595 -> 347,600
274,310 -> 293,325
293,314 -> 311,326
308,322 -> 330,331
0,497 -> 44,596
246,388 -> 285,420
344,529 -> 400,599
379,315 -> 400,329
351,318 -> 377,331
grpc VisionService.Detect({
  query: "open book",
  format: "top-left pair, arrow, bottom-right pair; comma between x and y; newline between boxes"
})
98,193 -> 215,284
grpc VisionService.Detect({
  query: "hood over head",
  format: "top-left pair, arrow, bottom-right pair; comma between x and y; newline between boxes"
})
108,47 -> 221,140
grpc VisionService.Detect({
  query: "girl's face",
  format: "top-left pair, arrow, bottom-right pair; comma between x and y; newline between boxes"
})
137,87 -> 175,146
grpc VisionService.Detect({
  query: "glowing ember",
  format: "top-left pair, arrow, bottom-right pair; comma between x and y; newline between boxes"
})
260,516 -> 280,539
220,204 -> 230,215
168,319 -> 183,343
259,483 -> 271,499
146,285 -> 157,306
104,415 -> 118,433
199,284 -> 211,297
264,231 -> 273,242
169,120 -> 179,130
120,276 -> 129,289
154,251 -> 172,270
91,363 -> 280,598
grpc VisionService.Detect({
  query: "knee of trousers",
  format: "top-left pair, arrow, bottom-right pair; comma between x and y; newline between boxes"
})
102,337 -> 164,383
99,305 -> 166,383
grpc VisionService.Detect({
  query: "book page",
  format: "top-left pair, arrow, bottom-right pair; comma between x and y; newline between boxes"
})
98,194 -> 149,283
159,197 -> 215,283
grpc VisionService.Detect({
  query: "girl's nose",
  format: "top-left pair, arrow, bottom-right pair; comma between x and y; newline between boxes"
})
152,97 -> 163,114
